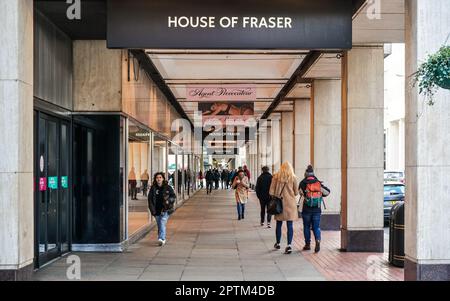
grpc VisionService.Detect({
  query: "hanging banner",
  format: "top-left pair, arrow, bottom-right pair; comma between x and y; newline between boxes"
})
187,85 -> 256,102
199,102 -> 255,121
107,0 -> 353,49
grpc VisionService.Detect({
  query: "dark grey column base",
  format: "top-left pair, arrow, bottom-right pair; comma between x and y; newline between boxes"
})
341,229 -> 384,252
0,264 -> 34,281
320,214 -> 341,231
405,259 -> 450,281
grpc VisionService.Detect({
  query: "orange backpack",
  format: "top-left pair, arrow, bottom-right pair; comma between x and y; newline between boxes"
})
305,178 -> 323,207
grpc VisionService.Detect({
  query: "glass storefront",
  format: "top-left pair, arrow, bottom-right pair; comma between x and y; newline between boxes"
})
168,142 -> 178,200
153,135 -> 167,178
127,121 -> 152,237
33,112 -> 199,268
177,150 -> 184,202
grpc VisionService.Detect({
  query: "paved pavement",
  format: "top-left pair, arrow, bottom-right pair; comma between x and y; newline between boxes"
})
33,189 -> 326,281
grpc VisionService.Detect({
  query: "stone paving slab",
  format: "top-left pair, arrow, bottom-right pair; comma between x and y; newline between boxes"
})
33,189 -> 326,281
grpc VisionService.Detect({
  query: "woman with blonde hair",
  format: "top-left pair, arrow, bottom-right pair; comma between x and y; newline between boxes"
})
269,162 -> 299,254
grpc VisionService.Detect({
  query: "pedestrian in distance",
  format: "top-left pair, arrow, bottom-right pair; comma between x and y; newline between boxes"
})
198,170 -> 204,188
214,168 -> 220,190
221,168 -> 229,189
269,162 -> 299,254
148,172 -> 176,246
128,167 -> 138,200
141,169 -> 150,197
299,165 -> 330,253
232,170 -> 250,220
205,169 -> 214,194
243,165 -> 251,182
255,166 -> 273,228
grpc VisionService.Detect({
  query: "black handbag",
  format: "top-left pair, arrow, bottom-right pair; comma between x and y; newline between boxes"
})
267,183 -> 286,215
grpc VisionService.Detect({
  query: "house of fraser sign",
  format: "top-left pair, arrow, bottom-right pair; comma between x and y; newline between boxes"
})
107,0 -> 353,50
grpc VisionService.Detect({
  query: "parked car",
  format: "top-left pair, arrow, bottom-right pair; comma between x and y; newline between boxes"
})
384,182 -> 405,225
384,171 -> 405,184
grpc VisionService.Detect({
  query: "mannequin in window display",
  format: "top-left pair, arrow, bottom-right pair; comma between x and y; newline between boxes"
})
128,167 -> 138,200
141,169 -> 150,197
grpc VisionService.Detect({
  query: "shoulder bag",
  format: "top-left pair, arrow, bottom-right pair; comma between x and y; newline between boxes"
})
267,182 -> 286,215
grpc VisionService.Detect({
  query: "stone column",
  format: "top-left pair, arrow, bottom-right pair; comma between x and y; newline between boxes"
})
341,46 -> 385,252
0,0 -> 34,280
281,112 -> 294,166
313,80 -> 342,230
404,0 -> 450,281
271,115 -> 282,173
294,99 -> 311,177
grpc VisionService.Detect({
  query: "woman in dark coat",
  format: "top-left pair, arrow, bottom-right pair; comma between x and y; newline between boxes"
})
148,172 -> 176,246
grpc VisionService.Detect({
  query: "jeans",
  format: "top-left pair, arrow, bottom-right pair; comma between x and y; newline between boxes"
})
155,211 -> 169,241
236,203 -> 246,218
302,211 -> 321,244
259,200 -> 272,224
142,180 -> 148,196
206,181 -> 213,194
276,221 -> 293,245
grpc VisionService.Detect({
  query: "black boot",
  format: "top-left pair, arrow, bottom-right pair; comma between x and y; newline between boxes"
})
314,241 -> 321,253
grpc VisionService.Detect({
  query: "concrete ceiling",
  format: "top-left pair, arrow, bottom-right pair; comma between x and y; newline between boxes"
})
353,0 -> 405,44
146,0 -> 406,118
147,51 -> 307,122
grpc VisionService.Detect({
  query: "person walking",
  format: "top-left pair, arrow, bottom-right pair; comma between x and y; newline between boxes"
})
148,172 -> 176,246
231,167 -> 242,185
232,170 -> 250,220
299,165 -> 330,253
243,165 -> 251,182
198,170 -> 204,188
255,166 -> 273,228
228,169 -> 236,186
128,167 -> 138,200
214,169 -> 220,190
141,169 -> 150,197
205,168 -> 214,194
269,162 -> 299,254
221,169 -> 229,189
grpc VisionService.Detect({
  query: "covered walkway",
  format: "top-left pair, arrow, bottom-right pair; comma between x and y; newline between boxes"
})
33,189 -> 403,281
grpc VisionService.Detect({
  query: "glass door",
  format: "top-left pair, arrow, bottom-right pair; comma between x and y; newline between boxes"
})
34,112 -> 71,267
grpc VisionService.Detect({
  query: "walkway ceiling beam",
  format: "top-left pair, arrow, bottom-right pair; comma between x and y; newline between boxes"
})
130,49 -> 194,129
260,51 -> 321,120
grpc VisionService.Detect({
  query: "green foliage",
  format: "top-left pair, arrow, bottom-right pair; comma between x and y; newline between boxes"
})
414,46 -> 450,105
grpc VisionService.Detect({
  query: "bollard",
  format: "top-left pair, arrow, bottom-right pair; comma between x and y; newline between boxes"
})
388,202 -> 405,268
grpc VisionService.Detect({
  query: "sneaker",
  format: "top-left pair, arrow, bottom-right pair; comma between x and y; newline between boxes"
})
158,239 -> 164,246
261,222 -> 264,226
303,244 -> 311,251
267,223 -> 271,229
314,241 -> 321,253
274,243 -> 281,250
285,246 -> 293,254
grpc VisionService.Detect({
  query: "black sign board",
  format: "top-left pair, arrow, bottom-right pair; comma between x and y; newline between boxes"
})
107,0 -> 353,49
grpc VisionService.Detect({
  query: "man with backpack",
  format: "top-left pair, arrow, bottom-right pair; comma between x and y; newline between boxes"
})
299,165 -> 330,253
